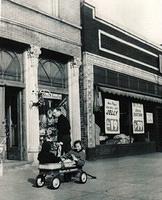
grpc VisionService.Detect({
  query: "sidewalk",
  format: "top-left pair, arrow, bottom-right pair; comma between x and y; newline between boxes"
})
1,153 -> 162,200
2,160 -> 33,170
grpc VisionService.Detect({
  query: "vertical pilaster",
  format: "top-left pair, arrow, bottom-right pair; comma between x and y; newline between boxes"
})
0,87 -> 5,138
83,53 -> 95,148
24,45 -> 41,163
68,57 -> 81,144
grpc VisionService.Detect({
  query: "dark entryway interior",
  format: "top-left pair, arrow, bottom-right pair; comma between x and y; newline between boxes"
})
5,87 -> 21,160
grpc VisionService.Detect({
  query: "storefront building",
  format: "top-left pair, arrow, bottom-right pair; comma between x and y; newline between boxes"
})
0,0 -> 81,162
81,2 -> 162,159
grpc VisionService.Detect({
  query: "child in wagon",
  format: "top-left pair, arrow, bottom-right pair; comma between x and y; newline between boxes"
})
61,140 -> 86,168
38,139 -> 86,169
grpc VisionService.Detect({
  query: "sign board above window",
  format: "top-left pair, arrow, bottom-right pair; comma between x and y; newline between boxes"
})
39,90 -> 62,100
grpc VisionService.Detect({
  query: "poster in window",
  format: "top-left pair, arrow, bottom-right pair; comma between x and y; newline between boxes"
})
132,103 -> 144,134
146,112 -> 153,124
105,99 -> 120,134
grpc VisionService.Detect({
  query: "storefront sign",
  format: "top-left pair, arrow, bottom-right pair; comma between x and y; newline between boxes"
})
105,99 -> 120,134
132,103 -> 144,134
146,112 -> 153,124
39,90 -> 62,100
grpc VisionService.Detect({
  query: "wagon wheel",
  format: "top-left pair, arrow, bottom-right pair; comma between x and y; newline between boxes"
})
35,175 -> 45,187
79,171 -> 87,184
51,176 -> 61,190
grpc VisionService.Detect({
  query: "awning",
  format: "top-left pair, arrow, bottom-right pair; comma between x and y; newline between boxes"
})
99,86 -> 162,104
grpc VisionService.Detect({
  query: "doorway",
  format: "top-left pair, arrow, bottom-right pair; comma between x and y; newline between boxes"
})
0,86 -> 23,160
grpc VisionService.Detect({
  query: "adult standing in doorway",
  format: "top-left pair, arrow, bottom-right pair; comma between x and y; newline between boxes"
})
53,107 -> 71,154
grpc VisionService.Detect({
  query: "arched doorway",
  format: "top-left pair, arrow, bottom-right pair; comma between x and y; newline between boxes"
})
0,48 -> 24,160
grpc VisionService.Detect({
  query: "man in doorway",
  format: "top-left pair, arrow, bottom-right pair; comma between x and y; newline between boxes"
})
53,107 -> 71,154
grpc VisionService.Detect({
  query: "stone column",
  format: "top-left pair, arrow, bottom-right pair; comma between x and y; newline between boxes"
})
24,45 -> 41,163
68,57 -> 81,144
83,53 -> 95,148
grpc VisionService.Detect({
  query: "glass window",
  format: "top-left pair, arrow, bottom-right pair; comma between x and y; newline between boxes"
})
39,93 -> 68,149
0,49 -> 22,81
38,58 -> 68,88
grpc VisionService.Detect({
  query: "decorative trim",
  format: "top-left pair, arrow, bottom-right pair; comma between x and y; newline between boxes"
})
1,17 -> 81,47
27,45 -> 41,68
99,30 -> 158,57
27,45 -> 41,59
84,52 -> 162,85
70,57 -> 81,69
84,2 -> 162,51
98,30 -> 158,71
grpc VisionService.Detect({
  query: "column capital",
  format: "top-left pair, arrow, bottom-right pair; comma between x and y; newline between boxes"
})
70,57 -> 81,69
27,45 -> 41,59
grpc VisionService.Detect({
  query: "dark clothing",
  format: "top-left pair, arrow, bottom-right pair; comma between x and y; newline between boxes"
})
38,141 -> 61,164
57,114 -> 71,154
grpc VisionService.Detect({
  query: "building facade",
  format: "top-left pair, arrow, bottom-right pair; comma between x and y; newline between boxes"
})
81,2 -> 162,159
0,0 -> 81,162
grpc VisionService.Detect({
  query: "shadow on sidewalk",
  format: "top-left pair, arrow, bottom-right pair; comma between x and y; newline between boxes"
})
27,178 -> 36,187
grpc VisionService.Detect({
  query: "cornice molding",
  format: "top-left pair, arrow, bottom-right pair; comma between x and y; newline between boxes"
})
1,17 -> 81,47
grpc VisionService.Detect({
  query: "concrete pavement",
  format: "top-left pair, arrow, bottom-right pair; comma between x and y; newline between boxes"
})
1,153 -> 162,200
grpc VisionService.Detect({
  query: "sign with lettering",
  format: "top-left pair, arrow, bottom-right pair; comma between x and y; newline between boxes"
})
105,99 -> 120,134
39,90 -> 62,100
132,103 -> 144,134
146,112 -> 153,124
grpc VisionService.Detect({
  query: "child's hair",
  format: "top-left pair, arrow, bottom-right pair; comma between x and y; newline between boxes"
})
73,140 -> 83,148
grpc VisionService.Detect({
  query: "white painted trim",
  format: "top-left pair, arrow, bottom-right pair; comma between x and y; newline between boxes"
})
84,2 -> 162,51
99,30 -> 158,57
98,30 -> 158,71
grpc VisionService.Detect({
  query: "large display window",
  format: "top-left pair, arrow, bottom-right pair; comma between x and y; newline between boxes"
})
94,87 -> 156,145
38,90 -> 68,145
